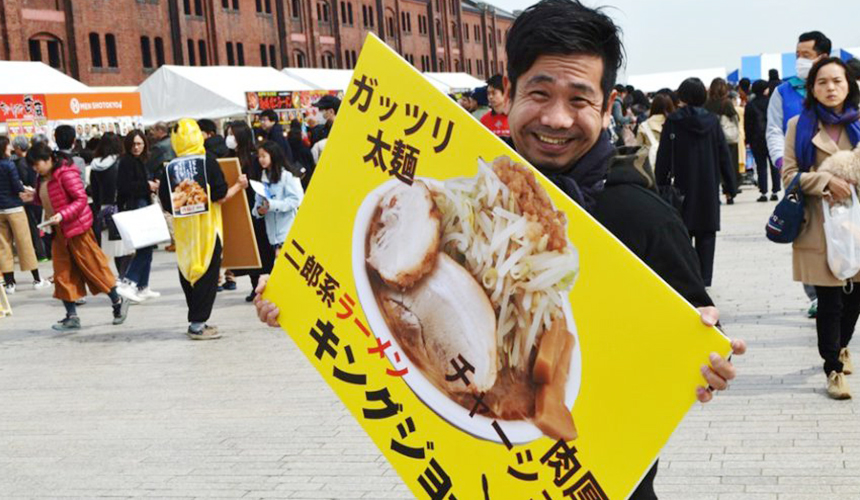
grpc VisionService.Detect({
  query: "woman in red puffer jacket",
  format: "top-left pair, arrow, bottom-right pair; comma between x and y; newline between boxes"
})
20,142 -> 130,331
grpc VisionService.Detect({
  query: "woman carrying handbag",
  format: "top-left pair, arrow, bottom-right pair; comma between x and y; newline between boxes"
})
782,57 -> 860,399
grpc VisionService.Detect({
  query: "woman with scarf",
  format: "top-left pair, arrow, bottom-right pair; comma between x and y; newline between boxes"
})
782,57 -> 860,399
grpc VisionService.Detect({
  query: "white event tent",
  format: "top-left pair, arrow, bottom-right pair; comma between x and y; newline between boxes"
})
627,67 -> 727,93
281,68 -> 355,92
424,72 -> 486,93
138,65 -> 313,124
0,61 -> 91,94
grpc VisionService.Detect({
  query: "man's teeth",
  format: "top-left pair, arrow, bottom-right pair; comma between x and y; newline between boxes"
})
537,134 -> 568,145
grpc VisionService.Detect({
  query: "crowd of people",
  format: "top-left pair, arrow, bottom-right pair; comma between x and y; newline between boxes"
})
3,0 -> 860,495
0,96 -> 341,337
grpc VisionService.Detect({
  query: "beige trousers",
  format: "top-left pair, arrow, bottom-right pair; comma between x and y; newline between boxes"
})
0,210 -> 38,273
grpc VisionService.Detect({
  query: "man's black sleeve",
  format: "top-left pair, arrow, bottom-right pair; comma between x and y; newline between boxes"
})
206,154 -> 228,202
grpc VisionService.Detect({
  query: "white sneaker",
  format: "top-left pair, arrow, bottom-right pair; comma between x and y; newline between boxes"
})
4,283 -> 15,294
33,279 -> 52,291
137,287 -> 161,300
116,283 -> 143,303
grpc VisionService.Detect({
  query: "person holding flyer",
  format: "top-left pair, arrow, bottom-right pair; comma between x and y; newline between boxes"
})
20,142 -> 130,331
251,141 -> 304,255
157,119 -> 247,340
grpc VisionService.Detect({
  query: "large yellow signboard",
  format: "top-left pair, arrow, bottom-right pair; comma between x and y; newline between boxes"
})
265,34 -> 731,499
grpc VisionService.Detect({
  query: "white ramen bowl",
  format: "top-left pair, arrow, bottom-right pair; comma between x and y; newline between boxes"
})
352,178 -> 582,444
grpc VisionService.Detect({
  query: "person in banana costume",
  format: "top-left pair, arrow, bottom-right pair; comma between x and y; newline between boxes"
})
157,119 -> 248,340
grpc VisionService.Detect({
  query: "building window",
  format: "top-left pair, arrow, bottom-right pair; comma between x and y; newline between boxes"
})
154,37 -> 165,67
237,42 -> 245,65
439,58 -> 445,71
341,2 -> 347,24
187,39 -> 196,65
266,0 -> 272,12
322,51 -> 334,69
474,25 -> 479,41
435,19 -> 441,38
226,41 -> 235,65
295,50 -> 306,68
194,0 -> 203,15
451,22 -> 456,40
222,0 -> 228,7
255,0 -> 262,12
318,1 -> 330,23
344,49 -> 351,68
362,5 -> 368,27
269,45 -> 276,67
260,44 -> 268,66
291,0 -> 301,18
105,33 -> 118,68
467,58 -> 472,73
477,59 -> 482,76
464,23 -> 469,41
233,0 -> 239,8
406,13 -> 411,32
455,59 -> 460,71
387,17 -> 394,38
197,39 -> 206,65
435,0 -> 440,12
183,0 -> 191,15
450,0 -> 456,14
89,33 -> 102,68
28,39 -> 42,62
140,36 -> 152,69
368,6 -> 374,27
347,3 -> 353,24
256,0 -> 271,13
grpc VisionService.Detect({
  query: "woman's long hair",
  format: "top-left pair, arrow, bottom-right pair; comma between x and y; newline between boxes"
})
123,129 -> 149,160
227,120 -> 257,178
258,140 -> 303,184
25,141 -> 70,173
0,136 -> 9,160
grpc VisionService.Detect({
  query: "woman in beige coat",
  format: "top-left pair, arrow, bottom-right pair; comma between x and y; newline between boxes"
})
635,93 -> 675,150
783,57 -> 860,399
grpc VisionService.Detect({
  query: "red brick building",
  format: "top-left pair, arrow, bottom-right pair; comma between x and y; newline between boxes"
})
0,0 -> 516,86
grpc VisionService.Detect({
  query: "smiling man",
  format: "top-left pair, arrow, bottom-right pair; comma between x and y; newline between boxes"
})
503,1 -> 746,497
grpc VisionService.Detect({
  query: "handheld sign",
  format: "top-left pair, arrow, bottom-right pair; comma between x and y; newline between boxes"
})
264,34 -> 731,499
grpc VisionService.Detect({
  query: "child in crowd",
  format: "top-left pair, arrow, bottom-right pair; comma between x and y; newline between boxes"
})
157,119 -> 247,340
252,140 -> 304,255
20,142 -> 129,331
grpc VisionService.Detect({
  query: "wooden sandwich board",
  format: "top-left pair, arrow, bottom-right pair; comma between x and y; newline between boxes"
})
218,158 -> 262,270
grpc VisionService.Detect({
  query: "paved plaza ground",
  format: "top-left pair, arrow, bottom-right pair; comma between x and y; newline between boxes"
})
1,188 -> 859,499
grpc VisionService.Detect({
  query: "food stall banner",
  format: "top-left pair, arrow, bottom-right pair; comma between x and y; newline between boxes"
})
45,93 -> 142,120
0,94 -> 48,123
264,34 -> 731,500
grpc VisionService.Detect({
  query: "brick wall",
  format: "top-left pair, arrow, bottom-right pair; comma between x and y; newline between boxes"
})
1,0 -> 516,86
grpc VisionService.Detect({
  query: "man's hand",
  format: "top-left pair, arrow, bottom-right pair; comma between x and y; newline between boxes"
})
253,275 -> 280,327
696,306 -> 746,403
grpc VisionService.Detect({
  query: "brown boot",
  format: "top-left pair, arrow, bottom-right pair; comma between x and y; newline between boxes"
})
840,348 -> 853,375
827,371 -> 852,400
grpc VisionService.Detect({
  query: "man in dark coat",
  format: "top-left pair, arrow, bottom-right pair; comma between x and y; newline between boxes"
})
655,77 -> 736,287
258,109 -> 294,162
197,119 -> 230,159
744,80 -> 779,201
146,122 -> 176,179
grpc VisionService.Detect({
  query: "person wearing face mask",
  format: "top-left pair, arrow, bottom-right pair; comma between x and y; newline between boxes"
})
310,95 -> 341,168
781,57 -> 860,399
766,31 -> 832,173
767,31 -> 831,320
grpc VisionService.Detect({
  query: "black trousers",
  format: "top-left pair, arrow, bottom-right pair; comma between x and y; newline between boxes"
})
689,230 -> 716,287
179,238 -> 222,324
629,460 -> 659,499
752,142 -> 780,195
814,285 -> 860,374
24,205 -> 46,260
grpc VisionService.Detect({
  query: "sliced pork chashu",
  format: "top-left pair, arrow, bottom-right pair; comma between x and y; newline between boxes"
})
379,252 -> 498,393
367,181 -> 441,289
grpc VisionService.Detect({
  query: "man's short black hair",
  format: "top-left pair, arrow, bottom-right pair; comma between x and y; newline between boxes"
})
677,77 -> 707,107
506,0 -> 624,110
486,74 -> 504,90
54,124 -> 76,150
613,84 -> 626,93
739,78 -> 751,92
846,58 -> 860,82
316,95 -> 341,113
197,118 -> 218,135
798,31 -> 831,57
260,109 -> 278,123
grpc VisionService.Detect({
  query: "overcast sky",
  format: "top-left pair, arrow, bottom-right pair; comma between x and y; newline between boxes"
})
487,0 -> 860,80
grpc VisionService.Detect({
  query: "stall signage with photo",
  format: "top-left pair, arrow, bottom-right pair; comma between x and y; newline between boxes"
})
44,93 -> 142,120
246,91 -> 293,113
264,34 -> 732,500
247,89 -> 344,128
165,155 -> 210,217
0,94 -> 47,122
